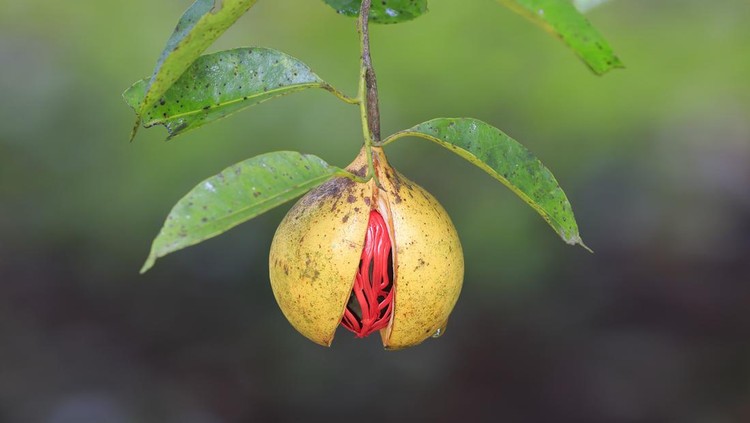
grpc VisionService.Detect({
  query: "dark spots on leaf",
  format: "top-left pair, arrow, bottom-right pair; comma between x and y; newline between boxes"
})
342,214 -> 349,223
347,194 -> 356,203
201,217 -> 208,223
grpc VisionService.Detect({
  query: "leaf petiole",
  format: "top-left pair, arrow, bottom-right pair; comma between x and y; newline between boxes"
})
322,83 -> 360,105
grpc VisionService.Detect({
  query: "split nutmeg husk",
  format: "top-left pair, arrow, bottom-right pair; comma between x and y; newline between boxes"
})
269,146 -> 464,349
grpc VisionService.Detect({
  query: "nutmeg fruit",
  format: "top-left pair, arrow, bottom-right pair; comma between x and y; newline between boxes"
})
269,146 -> 463,349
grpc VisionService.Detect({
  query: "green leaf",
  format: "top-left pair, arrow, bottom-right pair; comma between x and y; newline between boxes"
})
137,0 -> 257,118
322,0 -> 428,24
385,118 -> 590,250
124,48 -> 330,139
141,151 -> 346,273
496,0 -> 622,74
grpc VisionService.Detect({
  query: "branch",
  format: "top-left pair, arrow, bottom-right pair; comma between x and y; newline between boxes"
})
358,0 -> 381,142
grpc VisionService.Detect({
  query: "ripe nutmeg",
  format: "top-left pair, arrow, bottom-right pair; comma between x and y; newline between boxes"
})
269,146 -> 464,349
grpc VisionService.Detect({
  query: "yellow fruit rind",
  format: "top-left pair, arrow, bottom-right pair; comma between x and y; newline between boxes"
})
270,147 -> 464,349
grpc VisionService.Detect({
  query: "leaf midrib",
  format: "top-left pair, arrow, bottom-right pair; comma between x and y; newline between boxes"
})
390,126 -> 577,241
158,170 -> 340,251
144,82 -> 324,125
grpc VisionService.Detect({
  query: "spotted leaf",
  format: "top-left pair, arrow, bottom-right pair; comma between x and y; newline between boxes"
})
385,118 -> 590,250
141,151 -> 348,273
136,0 -> 257,118
321,0 -> 428,24
496,0 -> 622,74
124,48 -> 330,139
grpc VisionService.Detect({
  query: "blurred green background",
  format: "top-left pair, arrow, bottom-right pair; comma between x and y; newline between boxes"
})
2,0 -> 749,422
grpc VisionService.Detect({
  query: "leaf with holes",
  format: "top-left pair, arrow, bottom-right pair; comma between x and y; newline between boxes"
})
322,0 -> 428,24
385,118 -> 590,249
124,48 -> 333,139
496,0 -> 622,74
141,151 -> 348,273
135,0 -> 257,122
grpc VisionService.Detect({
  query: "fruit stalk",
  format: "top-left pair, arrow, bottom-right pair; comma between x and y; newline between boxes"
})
358,0 -> 381,144
357,0 -> 386,189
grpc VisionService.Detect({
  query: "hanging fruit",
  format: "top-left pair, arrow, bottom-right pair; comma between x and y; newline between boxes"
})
270,147 -> 463,349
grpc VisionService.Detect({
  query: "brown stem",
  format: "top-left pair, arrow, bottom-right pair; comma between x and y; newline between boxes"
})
358,0 -> 381,142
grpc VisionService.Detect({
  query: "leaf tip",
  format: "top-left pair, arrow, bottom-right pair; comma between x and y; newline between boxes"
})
559,225 -> 593,253
129,117 -> 141,143
164,131 -> 178,142
591,56 -> 625,75
568,234 -> 594,253
140,254 -> 156,274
